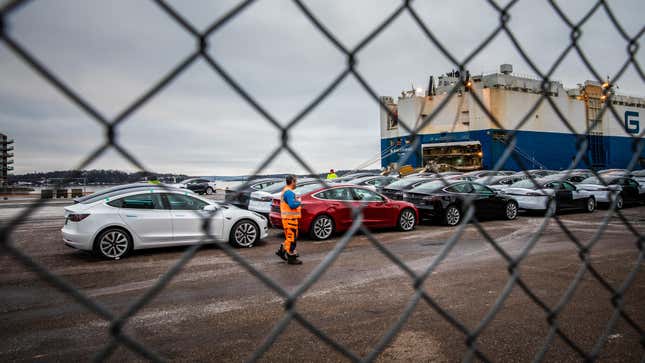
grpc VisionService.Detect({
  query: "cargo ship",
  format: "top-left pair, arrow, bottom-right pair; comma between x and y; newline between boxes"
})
380,64 -> 644,171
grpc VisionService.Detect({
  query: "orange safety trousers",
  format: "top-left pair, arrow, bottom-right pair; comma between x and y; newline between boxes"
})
282,218 -> 299,255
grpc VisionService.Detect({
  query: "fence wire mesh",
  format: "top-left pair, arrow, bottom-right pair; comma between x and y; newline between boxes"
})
0,0 -> 644,362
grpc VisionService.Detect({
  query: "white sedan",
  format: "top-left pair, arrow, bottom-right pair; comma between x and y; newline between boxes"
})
62,185 -> 268,259
502,177 -> 596,213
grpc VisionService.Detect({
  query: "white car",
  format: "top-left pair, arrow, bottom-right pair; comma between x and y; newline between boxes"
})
248,180 -> 325,216
248,182 -> 287,215
62,185 -> 268,259
577,175 -> 645,209
502,177 -> 596,213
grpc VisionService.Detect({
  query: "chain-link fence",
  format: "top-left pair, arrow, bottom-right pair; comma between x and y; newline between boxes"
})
0,0 -> 643,361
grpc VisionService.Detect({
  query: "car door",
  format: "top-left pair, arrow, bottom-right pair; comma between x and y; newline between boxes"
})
116,192 -> 173,244
314,187 -> 354,230
562,181 -> 585,208
618,178 -> 638,202
471,183 -> 504,216
351,187 -> 391,227
550,182 -> 573,209
164,193 -> 224,243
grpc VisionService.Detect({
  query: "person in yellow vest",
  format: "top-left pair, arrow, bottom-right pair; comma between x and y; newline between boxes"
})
326,169 -> 338,180
275,175 -> 303,265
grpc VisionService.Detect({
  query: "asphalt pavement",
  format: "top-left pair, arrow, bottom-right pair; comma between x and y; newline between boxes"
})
0,205 -> 644,362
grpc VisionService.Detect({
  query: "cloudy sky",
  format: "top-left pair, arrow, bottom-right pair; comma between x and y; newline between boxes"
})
0,0 -> 643,176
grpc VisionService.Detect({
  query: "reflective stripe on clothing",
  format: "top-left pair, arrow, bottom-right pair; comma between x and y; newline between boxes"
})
280,186 -> 301,219
282,218 -> 298,254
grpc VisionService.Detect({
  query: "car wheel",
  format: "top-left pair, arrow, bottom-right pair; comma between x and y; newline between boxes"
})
504,201 -> 518,220
94,228 -> 132,260
229,219 -> 259,248
205,187 -> 214,195
443,205 -> 461,226
614,194 -> 624,209
398,208 -> 416,231
585,197 -> 596,213
310,215 -> 335,240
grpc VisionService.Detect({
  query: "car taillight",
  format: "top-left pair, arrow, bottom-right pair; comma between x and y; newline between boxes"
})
68,213 -> 90,222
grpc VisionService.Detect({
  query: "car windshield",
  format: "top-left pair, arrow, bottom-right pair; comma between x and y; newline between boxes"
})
510,179 -> 539,189
409,181 -> 444,193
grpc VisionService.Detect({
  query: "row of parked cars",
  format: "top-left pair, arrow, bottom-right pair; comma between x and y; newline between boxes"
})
61,169 -> 644,260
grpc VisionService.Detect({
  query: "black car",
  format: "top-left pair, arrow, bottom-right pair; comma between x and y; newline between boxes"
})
474,175 -> 529,190
403,181 -> 518,226
175,178 -> 216,195
381,176 -> 438,200
225,178 -> 282,209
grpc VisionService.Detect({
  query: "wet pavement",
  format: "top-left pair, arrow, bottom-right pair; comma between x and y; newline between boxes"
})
0,205 -> 644,362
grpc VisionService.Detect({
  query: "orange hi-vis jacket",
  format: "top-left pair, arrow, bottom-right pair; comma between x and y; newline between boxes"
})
280,186 -> 302,219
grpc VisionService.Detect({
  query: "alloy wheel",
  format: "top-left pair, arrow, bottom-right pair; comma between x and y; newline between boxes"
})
445,206 -> 461,226
586,198 -> 595,212
506,202 -> 518,220
234,222 -> 258,247
99,230 -> 129,259
314,216 -> 333,239
399,209 -> 415,231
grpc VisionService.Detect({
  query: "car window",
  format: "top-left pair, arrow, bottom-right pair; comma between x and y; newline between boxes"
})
109,193 -> 164,209
352,188 -> 384,202
165,193 -> 209,210
472,183 -> 494,194
315,187 -> 352,201
499,178 -> 513,185
562,182 -> 576,191
445,183 -> 473,193
627,179 -> 639,187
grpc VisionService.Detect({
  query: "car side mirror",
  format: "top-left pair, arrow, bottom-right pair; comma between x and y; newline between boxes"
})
203,204 -> 218,212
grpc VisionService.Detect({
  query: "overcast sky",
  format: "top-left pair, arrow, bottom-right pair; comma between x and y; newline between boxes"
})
1,0 -> 643,176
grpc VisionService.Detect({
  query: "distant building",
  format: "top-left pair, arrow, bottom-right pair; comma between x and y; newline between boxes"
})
0,133 -> 14,187
380,64 -> 645,171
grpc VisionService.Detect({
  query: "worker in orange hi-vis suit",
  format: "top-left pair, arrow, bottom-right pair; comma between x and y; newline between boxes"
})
275,174 -> 302,265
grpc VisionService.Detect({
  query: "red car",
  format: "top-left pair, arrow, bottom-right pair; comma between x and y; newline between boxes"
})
269,184 -> 419,240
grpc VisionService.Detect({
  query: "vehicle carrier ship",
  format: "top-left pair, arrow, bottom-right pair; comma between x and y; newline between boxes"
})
380,64 -> 644,171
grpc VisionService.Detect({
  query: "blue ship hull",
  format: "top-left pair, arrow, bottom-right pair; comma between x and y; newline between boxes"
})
381,130 -> 645,171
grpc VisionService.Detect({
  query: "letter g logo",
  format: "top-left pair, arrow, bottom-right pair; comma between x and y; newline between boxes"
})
625,111 -> 639,134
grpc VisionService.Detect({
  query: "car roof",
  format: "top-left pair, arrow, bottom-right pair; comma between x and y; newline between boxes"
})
76,184 -> 188,204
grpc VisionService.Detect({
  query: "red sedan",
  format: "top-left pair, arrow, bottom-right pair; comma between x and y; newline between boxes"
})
269,184 -> 419,240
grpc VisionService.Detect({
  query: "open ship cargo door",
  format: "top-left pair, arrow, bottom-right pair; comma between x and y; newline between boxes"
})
422,141 -> 483,171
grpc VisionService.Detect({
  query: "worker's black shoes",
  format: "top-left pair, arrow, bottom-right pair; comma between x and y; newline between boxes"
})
275,246 -> 287,261
287,254 -> 302,265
